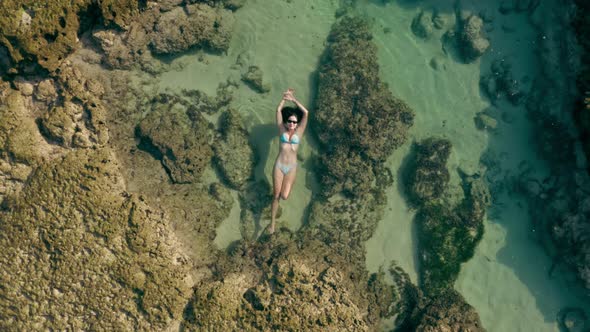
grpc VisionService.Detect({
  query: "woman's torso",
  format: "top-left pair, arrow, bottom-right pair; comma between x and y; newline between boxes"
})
276,131 -> 300,164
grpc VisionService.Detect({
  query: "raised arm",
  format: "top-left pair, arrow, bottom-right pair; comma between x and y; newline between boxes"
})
293,98 -> 309,135
276,98 -> 286,131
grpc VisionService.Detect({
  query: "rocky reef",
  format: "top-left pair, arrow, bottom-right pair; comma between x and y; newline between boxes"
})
404,138 -> 490,296
137,93 -> 214,184
480,58 -> 525,106
0,0 -> 151,73
306,189 -> 387,266
150,3 -> 234,54
0,148 -> 191,330
457,13 -> 490,63
313,16 -> 414,197
0,1 -> 496,330
182,233 -> 401,331
213,109 -> 256,189
406,138 -> 452,205
406,288 -> 485,332
0,0 -> 240,75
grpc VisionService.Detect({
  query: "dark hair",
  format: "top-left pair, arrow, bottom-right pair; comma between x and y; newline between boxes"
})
281,106 -> 303,124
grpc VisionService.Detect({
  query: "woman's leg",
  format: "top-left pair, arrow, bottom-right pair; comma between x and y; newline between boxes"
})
280,165 -> 297,200
270,164 -> 284,234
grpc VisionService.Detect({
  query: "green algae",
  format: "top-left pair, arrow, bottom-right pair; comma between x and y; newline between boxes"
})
403,138 -> 490,296
416,202 -> 483,296
406,138 -> 452,206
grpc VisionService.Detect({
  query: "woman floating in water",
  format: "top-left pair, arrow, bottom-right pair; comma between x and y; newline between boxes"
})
270,88 -> 309,234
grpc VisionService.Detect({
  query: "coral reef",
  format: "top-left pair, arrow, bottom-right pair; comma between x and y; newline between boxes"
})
92,24 -> 158,72
136,93 -> 214,184
406,138 -> 452,205
0,87 -> 48,166
313,16 -> 414,197
0,0 -> 91,72
213,109 -> 256,189
0,148 -> 190,330
98,0 -> 141,29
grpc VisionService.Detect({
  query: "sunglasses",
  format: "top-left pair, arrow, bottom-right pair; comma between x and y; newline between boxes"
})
287,120 -> 298,124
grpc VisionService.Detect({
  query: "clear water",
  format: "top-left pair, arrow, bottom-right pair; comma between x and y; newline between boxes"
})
151,0 -> 589,330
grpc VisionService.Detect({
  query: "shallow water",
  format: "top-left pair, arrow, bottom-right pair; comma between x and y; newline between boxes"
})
149,0 -> 588,330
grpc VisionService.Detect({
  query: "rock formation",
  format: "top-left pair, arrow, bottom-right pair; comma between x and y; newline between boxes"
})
313,16 -> 414,197
137,93 -> 214,184
0,148 -> 191,331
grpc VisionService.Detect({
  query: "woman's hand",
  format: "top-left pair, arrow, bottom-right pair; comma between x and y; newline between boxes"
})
282,88 -> 296,102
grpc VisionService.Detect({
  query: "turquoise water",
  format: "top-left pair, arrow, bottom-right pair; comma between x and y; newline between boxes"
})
152,0 -> 589,330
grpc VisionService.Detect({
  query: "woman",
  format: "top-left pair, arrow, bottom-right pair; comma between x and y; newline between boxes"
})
269,88 -> 309,234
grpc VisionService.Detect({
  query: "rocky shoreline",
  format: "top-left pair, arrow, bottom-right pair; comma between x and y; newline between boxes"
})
1,0 -> 588,330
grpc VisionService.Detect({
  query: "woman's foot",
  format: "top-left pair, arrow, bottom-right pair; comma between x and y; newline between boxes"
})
268,221 -> 275,234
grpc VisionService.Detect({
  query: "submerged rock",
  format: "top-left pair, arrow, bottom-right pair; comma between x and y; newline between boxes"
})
39,102 -> 80,146
407,138 -> 452,205
314,16 -> 414,197
409,289 -> 486,332
0,87 -> 51,165
49,62 -> 109,147
241,65 -> 271,93
417,201 -> 484,296
480,59 -> 524,106
404,137 -> 489,295
458,15 -> 490,63
35,79 -> 58,103
558,307 -> 588,332
213,109 -> 255,189
475,112 -> 498,131
306,189 -> 386,266
137,94 -> 214,184
150,3 -> 234,54
411,10 -> 434,39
